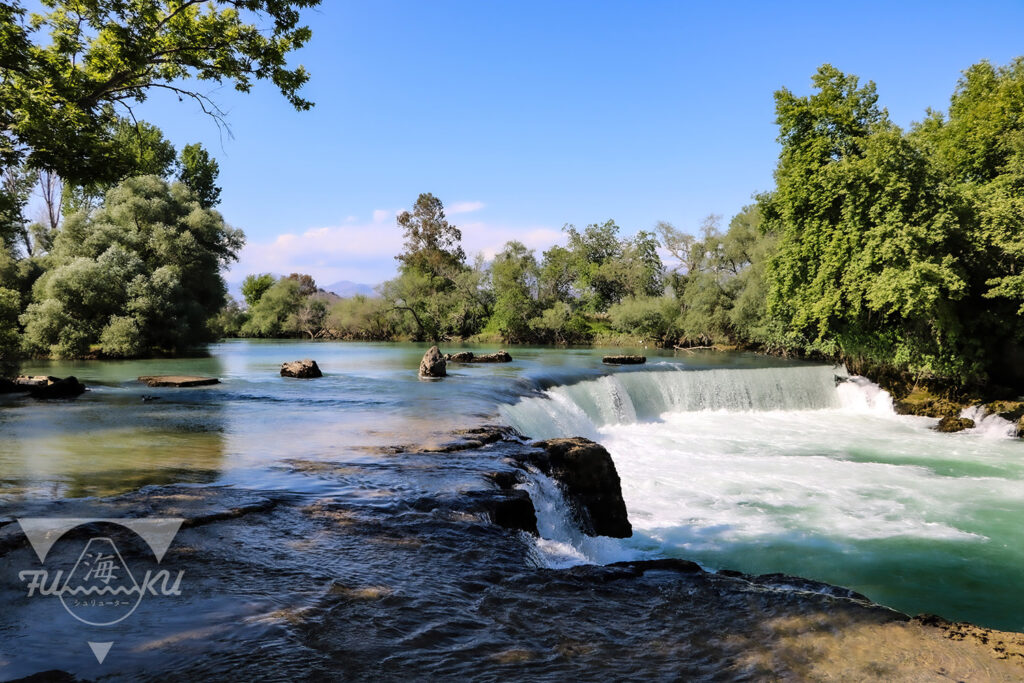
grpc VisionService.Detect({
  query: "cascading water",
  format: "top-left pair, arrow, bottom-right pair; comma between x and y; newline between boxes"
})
501,362 -> 1024,632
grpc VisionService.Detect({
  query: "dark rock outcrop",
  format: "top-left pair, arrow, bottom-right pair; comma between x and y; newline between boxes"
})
27,376 -> 86,399
935,416 -> 975,433
602,355 -> 646,365
524,437 -> 632,538
985,400 -> 1024,422
138,375 -> 220,388
489,490 -> 539,535
444,351 -> 513,363
281,359 -> 322,378
419,346 -> 446,378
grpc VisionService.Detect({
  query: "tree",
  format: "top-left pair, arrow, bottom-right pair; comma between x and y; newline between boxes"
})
179,143 -> 221,209
1,0 -> 320,187
21,175 -> 244,357
0,286 -> 20,376
490,241 -> 538,342
240,278 -> 302,337
395,193 -> 466,277
241,273 -> 276,308
759,64 -> 973,381
286,272 -> 318,297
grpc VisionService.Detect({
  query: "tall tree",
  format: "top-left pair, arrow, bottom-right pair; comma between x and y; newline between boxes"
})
179,143 -> 221,208
395,193 -> 465,277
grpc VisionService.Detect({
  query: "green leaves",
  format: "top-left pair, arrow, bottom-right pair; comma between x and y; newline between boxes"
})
2,0 -> 320,183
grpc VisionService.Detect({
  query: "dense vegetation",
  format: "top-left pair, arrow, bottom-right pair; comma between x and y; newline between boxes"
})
0,0 -> 319,370
1,0 -> 1022,394
225,60 -> 1024,391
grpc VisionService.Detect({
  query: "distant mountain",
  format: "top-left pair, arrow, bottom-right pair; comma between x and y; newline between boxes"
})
324,280 -> 377,298
224,276 -> 377,303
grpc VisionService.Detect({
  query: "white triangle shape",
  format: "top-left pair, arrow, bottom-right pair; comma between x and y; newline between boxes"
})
88,641 -> 113,664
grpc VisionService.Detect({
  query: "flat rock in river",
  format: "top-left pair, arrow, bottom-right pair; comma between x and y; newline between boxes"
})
138,375 -> 220,388
603,355 -> 646,365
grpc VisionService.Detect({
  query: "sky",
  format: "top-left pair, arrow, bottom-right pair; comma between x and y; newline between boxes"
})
125,0 -> 1024,287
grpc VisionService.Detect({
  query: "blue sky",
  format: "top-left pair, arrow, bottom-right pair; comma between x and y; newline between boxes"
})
129,0 -> 1024,286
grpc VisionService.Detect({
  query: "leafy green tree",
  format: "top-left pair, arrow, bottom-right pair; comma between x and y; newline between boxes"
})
528,302 -> 592,345
178,143 -> 222,209
241,273 -> 276,308
0,286 -> 21,376
21,175 -> 243,357
608,296 -> 681,345
326,295 -> 398,340
1,0 -> 320,187
538,245 -> 575,305
760,64 -> 973,381
489,241 -> 539,342
240,278 -> 302,337
395,193 -> 465,277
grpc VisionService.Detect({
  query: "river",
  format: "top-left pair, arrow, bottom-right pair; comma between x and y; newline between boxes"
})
1,341 -> 1022,679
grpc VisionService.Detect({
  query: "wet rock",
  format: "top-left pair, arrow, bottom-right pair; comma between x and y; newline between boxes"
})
489,490 -> 539,535
893,389 -> 962,418
485,470 -> 523,490
985,400 -> 1024,422
0,378 -> 25,394
602,355 -> 646,365
280,359 -> 323,378
27,376 -> 86,399
445,350 -> 513,363
419,346 -> 446,378
138,375 -> 219,388
935,416 -> 975,433
473,350 -> 512,363
525,437 -> 632,538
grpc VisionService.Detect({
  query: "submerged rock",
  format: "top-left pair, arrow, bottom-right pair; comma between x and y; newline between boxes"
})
602,355 -> 646,365
935,416 -> 975,433
26,376 -> 86,399
419,346 -> 446,378
525,437 -> 632,538
281,359 -> 323,378
138,375 -> 220,388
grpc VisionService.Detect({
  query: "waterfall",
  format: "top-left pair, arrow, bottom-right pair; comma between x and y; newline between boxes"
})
501,364 -> 894,440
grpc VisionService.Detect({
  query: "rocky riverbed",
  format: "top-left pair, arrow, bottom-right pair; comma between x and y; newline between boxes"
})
1,430 -> 1022,681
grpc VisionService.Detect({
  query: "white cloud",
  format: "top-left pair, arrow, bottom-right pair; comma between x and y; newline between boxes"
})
448,200 -> 486,215
228,209 -> 564,287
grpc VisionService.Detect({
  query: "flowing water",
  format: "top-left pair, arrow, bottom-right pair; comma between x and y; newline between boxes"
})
1,341 -> 1023,679
501,362 -> 1024,632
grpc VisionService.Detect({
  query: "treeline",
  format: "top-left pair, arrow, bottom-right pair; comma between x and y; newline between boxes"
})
230,58 -> 1024,391
223,192 -> 771,349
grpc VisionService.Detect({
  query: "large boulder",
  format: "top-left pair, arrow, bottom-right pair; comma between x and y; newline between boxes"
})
935,416 -> 974,433
603,355 -> 646,365
526,437 -> 632,538
419,346 -> 446,378
281,359 -> 322,378
28,376 -> 86,399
